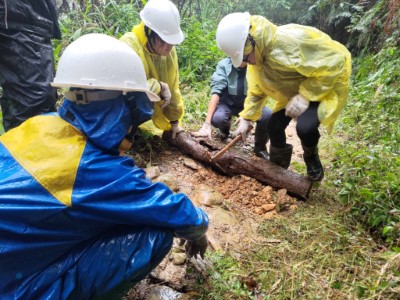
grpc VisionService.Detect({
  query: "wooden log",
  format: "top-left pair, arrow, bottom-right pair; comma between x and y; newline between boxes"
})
163,131 -> 313,200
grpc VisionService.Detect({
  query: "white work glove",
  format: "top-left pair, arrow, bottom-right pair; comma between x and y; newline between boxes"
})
170,121 -> 183,139
285,94 -> 310,119
191,122 -> 212,139
159,81 -> 172,109
234,117 -> 252,141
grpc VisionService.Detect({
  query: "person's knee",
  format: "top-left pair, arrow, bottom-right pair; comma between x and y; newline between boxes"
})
296,122 -> 320,145
94,228 -> 172,300
262,107 -> 273,120
268,114 -> 285,134
211,113 -> 227,129
71,227 -> 174,298
257,107 -> 273,131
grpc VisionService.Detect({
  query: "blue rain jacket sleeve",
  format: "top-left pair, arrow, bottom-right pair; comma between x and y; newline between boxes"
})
71,151 -> 208,240
0,96 -> 208,299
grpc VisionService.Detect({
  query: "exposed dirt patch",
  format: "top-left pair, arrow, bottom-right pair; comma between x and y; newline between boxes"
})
129,119 -> 305,254
138,119 -> 303,217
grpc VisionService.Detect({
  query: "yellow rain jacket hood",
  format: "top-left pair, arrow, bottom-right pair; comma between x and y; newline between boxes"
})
120,22 -> 184,130
240,16 -> 352,133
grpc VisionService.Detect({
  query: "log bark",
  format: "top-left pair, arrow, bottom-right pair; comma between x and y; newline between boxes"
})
163,131 -> 313,200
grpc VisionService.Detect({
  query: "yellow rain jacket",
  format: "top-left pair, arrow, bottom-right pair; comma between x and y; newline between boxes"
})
240,16 -> 352,133
120,22 -> 184,130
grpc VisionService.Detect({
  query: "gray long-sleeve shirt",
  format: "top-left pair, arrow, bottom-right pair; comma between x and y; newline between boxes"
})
210,57 -> 248,109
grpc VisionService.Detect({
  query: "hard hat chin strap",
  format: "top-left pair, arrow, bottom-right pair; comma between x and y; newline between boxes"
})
243,34 -> 255,56
64,90 -> 122,104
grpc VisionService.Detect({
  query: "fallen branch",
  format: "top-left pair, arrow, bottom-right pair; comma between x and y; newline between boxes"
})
163,131 -> 313,200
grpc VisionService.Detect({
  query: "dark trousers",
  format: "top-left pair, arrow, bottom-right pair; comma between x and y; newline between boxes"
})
211,103 -> 272,134
0,28 -> 57,131
268,102 -> 321,148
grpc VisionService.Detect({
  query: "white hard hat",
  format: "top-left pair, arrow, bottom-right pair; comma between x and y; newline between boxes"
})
140,0 -> 184,45
216,12 -> 250,68
52,33 -> 159,102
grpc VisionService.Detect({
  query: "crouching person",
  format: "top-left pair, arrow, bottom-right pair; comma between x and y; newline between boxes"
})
0,33 -> 208,299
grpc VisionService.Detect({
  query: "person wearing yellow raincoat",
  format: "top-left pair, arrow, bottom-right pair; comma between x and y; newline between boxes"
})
216,12 -> 352,182
120,0 -> 185,140
0,33 -> 208,299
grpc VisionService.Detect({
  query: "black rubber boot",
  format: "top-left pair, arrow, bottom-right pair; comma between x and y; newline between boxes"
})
217,128 -> 230,141
253,126 -> 269,160
302,144 -> 324,182
269,144 -> 293,169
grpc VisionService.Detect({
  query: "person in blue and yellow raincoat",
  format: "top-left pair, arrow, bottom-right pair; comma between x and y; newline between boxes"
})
216,13 -> 352,182
120,0 -> 185,139
0,33 -> 208,300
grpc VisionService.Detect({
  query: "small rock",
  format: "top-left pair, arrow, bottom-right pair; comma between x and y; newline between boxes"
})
146,285 -> 192,300
261,203 -> 276,212
254,199 -> 262,206
261,186 -> 273,194
241,175 -> 251,181
191,184 -> 224,207
254,207 -> 264,215
145,166 -> 161,180
172,253 -> 187,265
277,188 -> 288,196
151,257 -> 187,290
183,157 -> 199,170
260,187 -> 273,201
157,174 -> 179,192
171,246 -> 185,254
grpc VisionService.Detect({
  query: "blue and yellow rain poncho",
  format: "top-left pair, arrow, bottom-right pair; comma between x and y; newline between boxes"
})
240,16 -> 352,133
0,94 -> 208,299
120,22 -> 184,131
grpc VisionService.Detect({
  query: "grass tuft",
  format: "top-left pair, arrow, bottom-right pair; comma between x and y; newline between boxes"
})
198,197 -> 400,299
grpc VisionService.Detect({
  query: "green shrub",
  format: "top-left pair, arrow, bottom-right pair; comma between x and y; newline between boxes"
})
331,47 -> 400,246
178,17 -> 224,86
56,1 -> 140,59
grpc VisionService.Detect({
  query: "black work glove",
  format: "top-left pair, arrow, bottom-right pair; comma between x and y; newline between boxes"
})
178,234 -> 208,259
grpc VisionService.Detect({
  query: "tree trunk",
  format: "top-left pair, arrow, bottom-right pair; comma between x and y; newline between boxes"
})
163,131 -> 313,200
